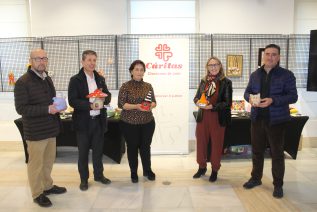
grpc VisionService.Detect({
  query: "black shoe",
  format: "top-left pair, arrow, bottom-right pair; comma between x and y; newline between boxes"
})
131,172 -> 139,183
209,170 -> 218,182
143,170 -> 156,181
193,167 -> 207,178
43,185 -> 67,195
94,176 -> 111,185
33,194 -> 52,207
273,186 -> 283,198
79,181 -> 88,191
243,179 -> 262,189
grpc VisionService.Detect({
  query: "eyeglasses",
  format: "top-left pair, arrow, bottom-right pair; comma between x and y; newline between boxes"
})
207,63 -> 219,68
31,57 -> 48,62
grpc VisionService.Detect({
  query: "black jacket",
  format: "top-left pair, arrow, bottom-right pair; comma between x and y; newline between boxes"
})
68,68 -> 111,132
14,68 -> 60,140
194,77 -> 232,127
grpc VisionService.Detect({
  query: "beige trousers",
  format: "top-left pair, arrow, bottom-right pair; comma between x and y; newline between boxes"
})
26,138 -> 56,199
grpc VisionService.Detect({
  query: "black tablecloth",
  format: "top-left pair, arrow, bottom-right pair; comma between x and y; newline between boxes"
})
14,117 -> 126,164
193,112 -> 309,159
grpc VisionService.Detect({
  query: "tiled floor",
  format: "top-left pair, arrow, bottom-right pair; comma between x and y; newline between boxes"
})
0,142 -> 317,211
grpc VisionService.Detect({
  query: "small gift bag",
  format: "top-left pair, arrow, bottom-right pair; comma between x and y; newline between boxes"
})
141,91 -> 152,111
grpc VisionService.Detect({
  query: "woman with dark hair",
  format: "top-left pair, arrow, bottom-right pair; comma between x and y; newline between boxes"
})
193,56 -> 232,182
118,60 -> 156,183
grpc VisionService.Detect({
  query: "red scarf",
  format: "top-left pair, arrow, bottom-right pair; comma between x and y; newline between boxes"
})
204,73 -> 218,97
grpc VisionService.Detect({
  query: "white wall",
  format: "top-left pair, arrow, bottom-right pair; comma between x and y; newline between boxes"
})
29,0 -> 128,36
0,0 -> 29,38
294,0 -> 317,33
199,0 -> 294,34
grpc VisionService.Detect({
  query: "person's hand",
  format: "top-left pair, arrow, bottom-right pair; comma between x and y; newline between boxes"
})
196,103 -> 213,110
49,104 -> 59,114
150,102 -> 156,110
204,104 -> 213,110
258,98 -> 273,108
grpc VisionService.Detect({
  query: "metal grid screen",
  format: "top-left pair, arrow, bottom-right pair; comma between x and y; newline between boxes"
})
288,34 -> 310,87
117,34 -> 211,89
43,36 -> 80,91
0,37 -> 42,92
42,35 -> 117,90
0,34 -> 310,91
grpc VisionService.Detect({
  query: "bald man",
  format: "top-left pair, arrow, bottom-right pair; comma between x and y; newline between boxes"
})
14,49 -> 66,207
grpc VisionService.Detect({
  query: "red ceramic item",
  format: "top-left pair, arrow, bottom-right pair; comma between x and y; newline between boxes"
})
86,89 -> 108,98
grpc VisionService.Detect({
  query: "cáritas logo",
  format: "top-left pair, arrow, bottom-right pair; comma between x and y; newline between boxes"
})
146,43 -> 182,70
155,44 -> 173,62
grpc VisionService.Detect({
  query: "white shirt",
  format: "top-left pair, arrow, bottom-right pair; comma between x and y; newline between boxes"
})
84,71 -> 100,116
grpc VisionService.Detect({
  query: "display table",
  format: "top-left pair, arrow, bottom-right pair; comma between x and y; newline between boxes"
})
14,117 -> 125,164
193,112 -> 309,159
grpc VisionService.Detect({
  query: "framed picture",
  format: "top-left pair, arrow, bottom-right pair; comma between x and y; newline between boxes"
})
258,48 -> 265,68
226,55 -> 243,77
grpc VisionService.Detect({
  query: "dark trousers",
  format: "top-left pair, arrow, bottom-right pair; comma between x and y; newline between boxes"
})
251,120 -> 286,187
120,120 -> 155,173
76,117 -> 104,181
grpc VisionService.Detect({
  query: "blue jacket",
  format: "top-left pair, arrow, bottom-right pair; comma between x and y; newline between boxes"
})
244,66 -> 298,125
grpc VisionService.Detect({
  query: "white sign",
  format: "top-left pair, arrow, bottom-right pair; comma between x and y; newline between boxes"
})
139,38 -> 189,154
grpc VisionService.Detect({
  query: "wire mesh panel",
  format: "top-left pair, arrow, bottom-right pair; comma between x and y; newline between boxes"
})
250,35 -> 288,71
213,34 -> 290,89
79,35 -> 117,89
193,34 -> 212,89
288,34 -> 309,88
117,34 -> 211,89
43,36 -> 79,91
213,34 -> 251,89
0,37 -> 42,91
116,35 -> 139,87
0,34 -> 311,92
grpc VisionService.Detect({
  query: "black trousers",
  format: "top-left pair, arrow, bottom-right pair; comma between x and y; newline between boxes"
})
76,117 -> 104,181
250,120 -> 286,187
120,120 -> 155,173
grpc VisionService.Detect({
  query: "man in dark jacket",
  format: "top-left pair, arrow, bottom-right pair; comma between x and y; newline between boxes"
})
68,50 -> 111,191
243,44 -> 298,198
14,49 -> 67,207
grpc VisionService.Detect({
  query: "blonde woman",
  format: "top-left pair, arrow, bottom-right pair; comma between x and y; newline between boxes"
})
193,56 -> 232,182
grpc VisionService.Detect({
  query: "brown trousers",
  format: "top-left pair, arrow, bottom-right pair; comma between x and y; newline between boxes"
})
250,120 -> 286,187
27,138 -> 56,199
195,110 -> 225,171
